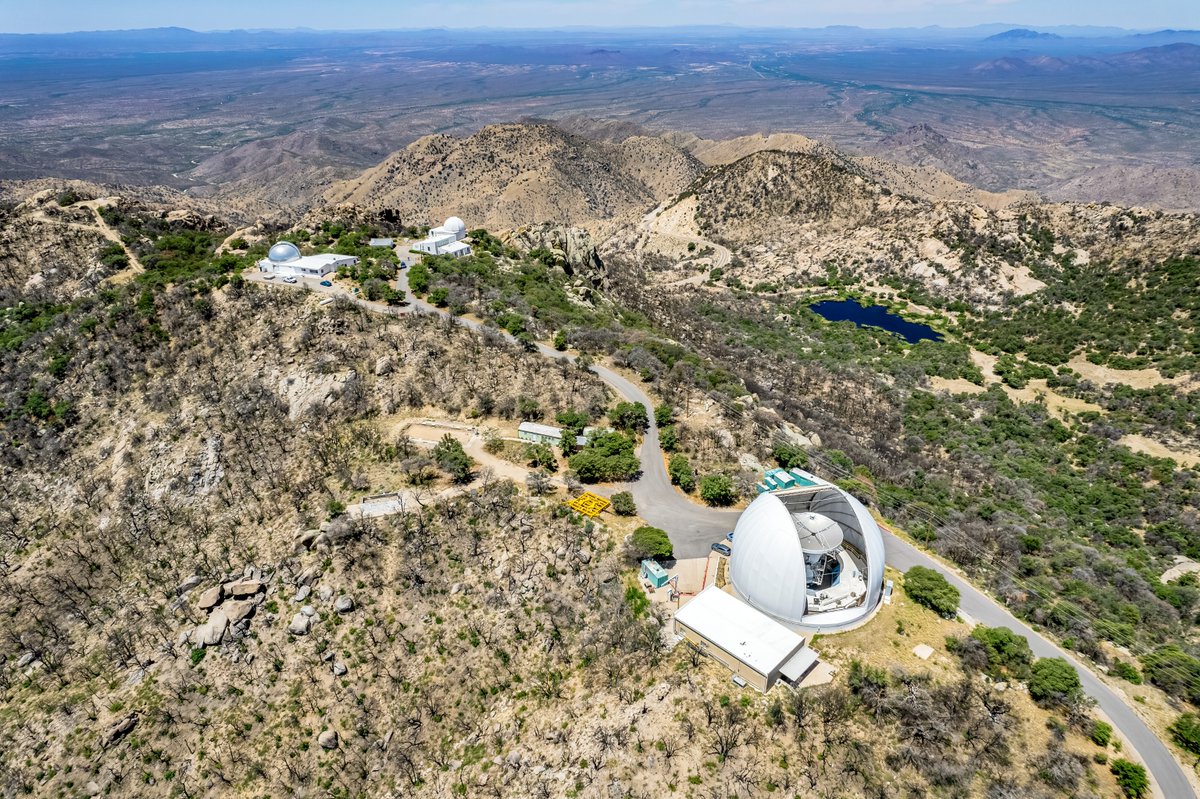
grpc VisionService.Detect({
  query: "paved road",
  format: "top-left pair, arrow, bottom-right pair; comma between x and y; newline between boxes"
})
263,249 -> 1192,799
883,529 -> 1187,799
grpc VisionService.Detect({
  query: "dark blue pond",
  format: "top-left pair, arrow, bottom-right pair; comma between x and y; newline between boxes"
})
810,299 -> 942,344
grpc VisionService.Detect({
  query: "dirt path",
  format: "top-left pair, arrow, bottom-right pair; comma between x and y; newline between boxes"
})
26,196 -> 146,283
215,226 -> 259,255
639,197 -> 731,279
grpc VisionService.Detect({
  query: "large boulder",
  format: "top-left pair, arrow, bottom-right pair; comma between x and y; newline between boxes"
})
193,610 -> 229,647
175,575 -> 203,596
318,730 -> 339,750
223,579 -> 264,598
196,585 -> 223,610
104,713 -> 138,748
288,613 -> 312,636
334,595 -> 355,614
223,600 -> 256,624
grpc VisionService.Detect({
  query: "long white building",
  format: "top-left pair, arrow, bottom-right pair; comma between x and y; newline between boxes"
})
257,241 -> 358,278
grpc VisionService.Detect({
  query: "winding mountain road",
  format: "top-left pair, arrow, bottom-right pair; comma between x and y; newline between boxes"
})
253,253 -> 1193,799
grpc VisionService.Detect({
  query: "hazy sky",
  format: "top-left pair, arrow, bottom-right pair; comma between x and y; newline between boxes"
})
1,0 -> 1197,34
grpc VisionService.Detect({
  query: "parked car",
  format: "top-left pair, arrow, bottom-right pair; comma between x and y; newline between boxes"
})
319,280 -> 333,287
262,274 -> 275,280
711,543 -> 732,557
282,275 -> 297,284
725,531 -> 735,542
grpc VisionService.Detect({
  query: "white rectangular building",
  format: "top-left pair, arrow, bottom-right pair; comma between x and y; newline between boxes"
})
674,586 -> 817,691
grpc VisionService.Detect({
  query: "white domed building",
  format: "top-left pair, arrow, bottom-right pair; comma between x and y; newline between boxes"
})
256,240 -> 359,278
413,216 -> 473,259
672,477 -> 887,691
729,483 -> 885,630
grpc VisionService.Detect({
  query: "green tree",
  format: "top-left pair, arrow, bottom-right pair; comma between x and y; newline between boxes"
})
654,403 -> 674,427
1170,712 -> 1200,756
699,474 -> 737,507
609,401 -> 649,434
525,443 -> 557,471
408,261 -> 432,294
428,286 -> 449,307
904,566 -> 960,618
553,330 -> 568,351
969,625 -> 1034,679
568,432 -> 639,482
1028,657 -> 1082,706
668,454 -> 696,493
555,409 -> 589,437
433,434 -> 475,483
772,442 -> 808,469
1110,759 -> 1149,798
631,525 -> 673,560
611,491 -> 637,516
659,424 -> 678,452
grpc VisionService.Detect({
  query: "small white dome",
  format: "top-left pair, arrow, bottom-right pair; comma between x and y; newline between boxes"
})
443,216 -> 466,234
268,241 -> 302,263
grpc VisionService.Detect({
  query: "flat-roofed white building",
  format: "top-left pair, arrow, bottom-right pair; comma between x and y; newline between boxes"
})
413,216 -> 472,258
257,241 -> 358,278
517,421 -> 592,448
674,586 -> 818,692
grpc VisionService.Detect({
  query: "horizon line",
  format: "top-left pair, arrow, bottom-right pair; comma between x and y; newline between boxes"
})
2,22 -> 1195,37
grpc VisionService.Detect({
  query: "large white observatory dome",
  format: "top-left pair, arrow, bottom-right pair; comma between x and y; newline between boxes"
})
267,241 -> 302,263
729,492 -> 812,624
443,216 -> 466,234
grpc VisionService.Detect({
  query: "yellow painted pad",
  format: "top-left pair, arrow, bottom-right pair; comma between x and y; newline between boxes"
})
568,491 -> 610,517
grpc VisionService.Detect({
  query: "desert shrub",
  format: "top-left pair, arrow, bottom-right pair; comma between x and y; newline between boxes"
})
631,526 -> 672,560
1170,712 -> 1200,756
904,566 -> 959,618
668,453 -> 696,492
1028,657 -> 1081,707
772,442 -> 808,469
611,491 -> 637,516
1109,759 -> 1149,798
699,474 -> 737,506
1110,659 -> 1143,684
654,403 -> 674,427
1142,645 -> 1200,704
1090,720 -> 1113,747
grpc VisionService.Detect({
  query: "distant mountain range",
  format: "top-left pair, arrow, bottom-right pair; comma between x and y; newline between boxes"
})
985,28 -> 1062,42
973,42 -> 1200,74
